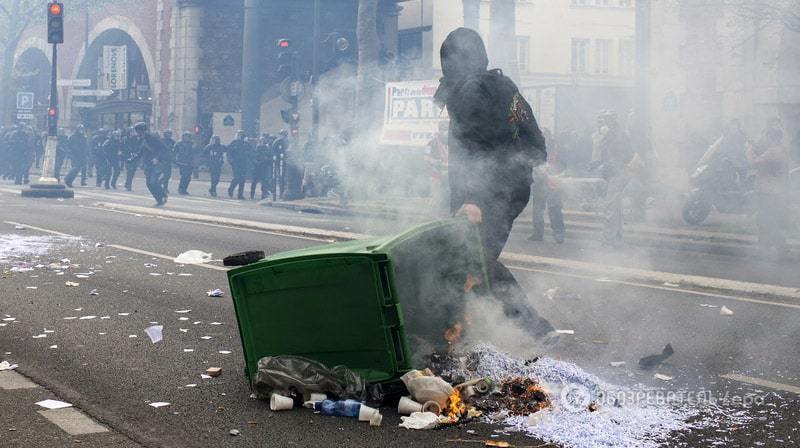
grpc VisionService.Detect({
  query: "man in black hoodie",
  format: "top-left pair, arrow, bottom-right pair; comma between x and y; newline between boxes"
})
434,28 -> 553,339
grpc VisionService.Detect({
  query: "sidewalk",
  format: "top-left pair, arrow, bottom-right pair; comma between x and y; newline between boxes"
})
266,196 -> 800,249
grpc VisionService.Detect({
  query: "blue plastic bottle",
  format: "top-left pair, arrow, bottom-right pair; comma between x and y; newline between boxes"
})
314,399 -> 362,418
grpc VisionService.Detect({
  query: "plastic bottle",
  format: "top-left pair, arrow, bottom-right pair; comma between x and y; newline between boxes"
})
313,399 -> 362,417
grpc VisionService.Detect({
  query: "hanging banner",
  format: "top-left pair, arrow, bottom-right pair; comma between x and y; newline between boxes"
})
103,45 -> 127,90
381,80 -> 448,147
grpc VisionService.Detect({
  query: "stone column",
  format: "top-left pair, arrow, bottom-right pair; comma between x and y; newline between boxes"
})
168,0 -> 202,133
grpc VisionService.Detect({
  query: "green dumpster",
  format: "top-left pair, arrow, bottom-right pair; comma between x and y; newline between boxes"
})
227,218 -> 490,386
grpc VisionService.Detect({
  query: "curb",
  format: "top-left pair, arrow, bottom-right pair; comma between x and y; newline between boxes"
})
94,201 -> 800,302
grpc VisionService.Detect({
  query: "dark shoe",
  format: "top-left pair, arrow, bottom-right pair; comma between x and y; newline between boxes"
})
80,182 -> 88,186
554,233 -> 565,244
125,186 -> 132,191
237,195 -> 245,200
528,234 -> 544,242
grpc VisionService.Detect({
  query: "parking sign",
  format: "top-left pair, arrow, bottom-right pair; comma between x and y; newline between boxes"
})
16,92 -> 34,110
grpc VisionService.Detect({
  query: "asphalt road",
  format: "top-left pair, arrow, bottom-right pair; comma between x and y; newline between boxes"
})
1,178 -> 799,448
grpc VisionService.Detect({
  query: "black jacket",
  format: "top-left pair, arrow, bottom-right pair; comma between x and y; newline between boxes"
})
434,28 -> 546,209
67,133 -> 88,162
173,141 -> 195,167
204,143 -> 226,167
227,139 -> 251,170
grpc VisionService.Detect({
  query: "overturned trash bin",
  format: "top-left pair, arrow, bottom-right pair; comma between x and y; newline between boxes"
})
227,218 -> 490,386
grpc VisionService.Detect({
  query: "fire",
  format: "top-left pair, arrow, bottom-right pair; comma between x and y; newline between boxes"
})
446,388 -> 466,421
443,321 -> 463,352
463,273 -> 482,293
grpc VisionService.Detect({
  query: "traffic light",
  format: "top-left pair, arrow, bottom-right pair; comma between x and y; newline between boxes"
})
47,2 -> 64,44
47,107 -> 58,134
277,38 -> 294,79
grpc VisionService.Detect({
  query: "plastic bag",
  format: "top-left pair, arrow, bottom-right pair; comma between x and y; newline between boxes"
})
254,356 -> 367,402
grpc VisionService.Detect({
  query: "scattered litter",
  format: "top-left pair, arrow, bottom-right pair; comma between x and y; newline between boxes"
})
210,322 -> 223,326
175,310 -> 192,314
74,308 -> 82,311
201,374 -> 212,379
662,282 -> 680,288
178,273 -> 193,277
200,336 -> 212,340
32,334 -> 47,339
654,373 -> 673,381
206,367 -> 223,377
89,289 -> 99,296
610,361 -> 626,367
174,250 -> 213,265
75,275 -> 90,279
49,345 -> 57,349
95,243 -> 104,248
36,400 -> 72,410
1,317 -> 15,322
179,329 -> 188,333
63,317 -> 77,320
0,361 -> 18,371
555,330 -> 575,335
218,350 -> 232,355
699,304 -> 719,308
719,306 -> 734,316
184,384 -> 198,388
206,289 -> 224,297
79,316 -> 97,320
638,343 -> 674,370
183,349 -> 194,353
591,340 -> 607,345
144,263 -> 158,268
25,286 -> 37,290
149,273 -> 162,276
148,402 -> 170,408
100,316 -> 110,320
192,321 -> 202,325
399,412 -> 440,430
129,335 -> 138,338
65,281 -> 79,287
118,313 -> 130,316
14,225 -> 25,230
178,317 -> 189,321
145,325 -> 164,344
229,429 -> 240,436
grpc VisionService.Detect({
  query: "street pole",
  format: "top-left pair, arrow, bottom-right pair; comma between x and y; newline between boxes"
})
22,30 -> 73,198
634,0 -> 652,157
241,0 -> 264,137
311,0 -> 320,148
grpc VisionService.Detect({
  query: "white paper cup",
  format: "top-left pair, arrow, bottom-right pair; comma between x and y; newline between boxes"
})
270,394 -> 294,411
397,396 -> 423,415
369,412 -> 383,426
422,401 -> 442,415
358,404 -> 378,422
309,393 -> 327,402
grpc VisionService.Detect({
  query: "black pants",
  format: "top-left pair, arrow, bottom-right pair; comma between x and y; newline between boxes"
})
65,158 -> 87,186
228,168 -> 246,199
178,165 -> 192,194
54,153 -> 65,181
95,158 -> 110,187
209,165 -> 221,195
144,164 -> 167,203
250,164 -> 271,199
454,181 -> 554,338
106,160 -> 121,189
124,161 -> 138,190
531,180 -> 565,240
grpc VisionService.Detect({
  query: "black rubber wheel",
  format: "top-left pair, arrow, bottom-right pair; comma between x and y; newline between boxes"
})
223,251 -> 265,267
682,192 -> 712,225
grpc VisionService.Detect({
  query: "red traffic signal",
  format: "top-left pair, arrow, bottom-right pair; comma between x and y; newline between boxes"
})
194,125 -> 201,134
49,3 -> 62,15
47,107 -> 58,117
47,2 -> 64,44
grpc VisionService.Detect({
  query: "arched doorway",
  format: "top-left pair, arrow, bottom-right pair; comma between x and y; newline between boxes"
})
74,28 -> 152,131
12,48 -> 50,129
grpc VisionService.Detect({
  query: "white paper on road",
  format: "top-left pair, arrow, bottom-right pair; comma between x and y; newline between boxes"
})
128,335 -> 137,338
183,349 -> 194,352
179,329 -> 188,333
720,305 -> 734,316
79,316 -> 97,320
148,402 -> 170,408
49,345 -> 57,349
200,374 -> 212,379
200,336 -> 212,340
218,351 -> 232,355
209,322 -> 223,326
178,317 -> 189,321
149,273 -> 161,276
0,361 -> 18,371
174,250 -> 213,265
145,325 -> 164,344
185,384 -> 197,388
206,289 -> 224,297
36,399 -> 72,410
175,310 -> 192,314
556,329 -> 575,335
654,373 -> 674,381
63,317 -> 77,320
118,313 -> 130,316
65,281 -> 79,287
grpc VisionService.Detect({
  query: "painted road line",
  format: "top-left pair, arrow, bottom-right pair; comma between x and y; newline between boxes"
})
508,265 -> 800,311
79,205 -> 333,243
3,221 -> 229,272
93,202 -> 368,241
0,371 -> 39,390
91,202 -> 800,301
38,408 -> 109,435
720,374 -> 800,395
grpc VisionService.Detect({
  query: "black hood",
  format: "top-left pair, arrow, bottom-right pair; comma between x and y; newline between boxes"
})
435,28 -> 489,106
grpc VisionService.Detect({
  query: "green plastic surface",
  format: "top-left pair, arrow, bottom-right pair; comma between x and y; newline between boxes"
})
227,218 -> 489,386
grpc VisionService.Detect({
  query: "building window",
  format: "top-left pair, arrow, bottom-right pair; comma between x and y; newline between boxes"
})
517,36 -> 530,73
595,39 -> 611,74
399,31 -> 423,63
618,39 -> 634,76
571,38 -> 589,73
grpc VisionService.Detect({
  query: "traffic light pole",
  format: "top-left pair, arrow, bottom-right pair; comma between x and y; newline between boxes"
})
22,37 -> 73,198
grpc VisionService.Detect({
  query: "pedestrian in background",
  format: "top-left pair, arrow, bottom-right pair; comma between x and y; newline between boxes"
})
174,131 -> 195,195
64,126 -> 88,187
227,130 -> 250,200
747,125 -> 790,258
530,128 -> 565,244
204,136 -> 225,197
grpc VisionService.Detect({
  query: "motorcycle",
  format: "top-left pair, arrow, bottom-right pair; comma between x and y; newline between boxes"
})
682,137 -> 753,225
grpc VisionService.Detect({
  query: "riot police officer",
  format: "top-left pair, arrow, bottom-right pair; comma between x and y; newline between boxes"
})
64,126 -> 89,187
174,131 -> 195,195
250,134 -> 275,200
203,136 -> 225,197
227,130 -> 250,199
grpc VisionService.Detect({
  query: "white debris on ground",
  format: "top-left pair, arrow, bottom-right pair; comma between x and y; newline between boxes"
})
0,234 -> 80,266
443,345 -> 753,448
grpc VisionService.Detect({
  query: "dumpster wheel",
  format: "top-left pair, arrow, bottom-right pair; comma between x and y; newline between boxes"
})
223,251 -> 266,267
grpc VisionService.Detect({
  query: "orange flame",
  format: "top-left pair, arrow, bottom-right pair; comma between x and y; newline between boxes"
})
446,388 -> 466,421
463,273 -> 482,293
443,321 -> 463,352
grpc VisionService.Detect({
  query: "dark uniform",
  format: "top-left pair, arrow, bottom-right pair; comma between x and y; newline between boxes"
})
227,132 -> 250,199
91,130 -> 109,187
122,129 -> 141,191
161,131 -> 176,193
250,136 -> 274,200
173,133 -> 195,195
54,129 -> 68,181
134,123 -> 170,206
64,127 -> 89,187
434,28 -> 553,338
203,136 -> 226,197
103,131 -> 123,189
8,126 -> 31,185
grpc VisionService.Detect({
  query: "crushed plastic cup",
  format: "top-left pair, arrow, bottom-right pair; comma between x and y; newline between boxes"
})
270,393 -> 294,411
422,401 -> 442,415
369,412 -> 383,426
397,396 -> 423,415
358,404 -> 379,422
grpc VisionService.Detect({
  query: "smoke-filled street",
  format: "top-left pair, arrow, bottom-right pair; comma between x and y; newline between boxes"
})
2,178 -> 799,447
